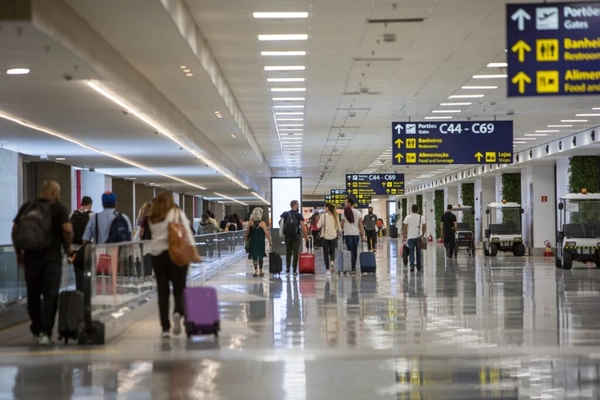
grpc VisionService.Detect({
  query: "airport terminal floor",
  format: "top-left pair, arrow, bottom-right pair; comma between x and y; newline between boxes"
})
2,238 -> 600,399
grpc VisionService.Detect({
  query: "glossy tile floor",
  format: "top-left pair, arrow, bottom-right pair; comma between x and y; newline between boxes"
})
3,239 -> 600,399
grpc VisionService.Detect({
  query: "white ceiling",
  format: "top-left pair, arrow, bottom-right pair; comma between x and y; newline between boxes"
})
0,0 -> 599,204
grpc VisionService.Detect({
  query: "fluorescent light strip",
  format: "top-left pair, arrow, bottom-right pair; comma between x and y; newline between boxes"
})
424,116 -> 453,120
575,113 -> 600,117
214,192 -> 248,206
0,110 -> 208,191
258,34 -> 308,41
548,124 -> 572,127
270,88 -> 306,91
513,141 -> 527,144
535,130 -> 559,133
273,97 -> 305,101
261,51 -> 307,56
251,191 -> 270,205
440,102 -> 472,106
267,78 -> 305,82
87,81 -> 249,190
273,105 -> 304,108
461,86 -> 498,90
515,137 -> 537,140
275,112 -> 304,115
594,108 -> 600,110
264,66 -> 306,71
487,62 -> 508,68
277,118 -> 304,121
253,12 -> 308,19
278,124 -> 303,127
472,74 -> 507,79
449,94 -> 485,99
432,110 -> 462,113
524,133 -> 548,137
561,119 -> 588,122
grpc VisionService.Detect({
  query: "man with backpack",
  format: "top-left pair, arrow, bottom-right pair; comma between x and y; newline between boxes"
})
70,196 -> 93,291
12,180 -> 74,345
81,191 -> 132,245
279,200 -> 309,275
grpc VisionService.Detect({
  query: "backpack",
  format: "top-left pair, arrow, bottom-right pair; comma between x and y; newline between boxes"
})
282,211 -> 299,237
15,200 -> 53,251
226,222 -> 237,231
107,212 -> 132,243
71,210 -> 91,245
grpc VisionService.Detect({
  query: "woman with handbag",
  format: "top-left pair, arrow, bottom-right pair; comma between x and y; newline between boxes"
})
148,192 -> 200,338
244,208 -> 272,277
317,203 -> 341,275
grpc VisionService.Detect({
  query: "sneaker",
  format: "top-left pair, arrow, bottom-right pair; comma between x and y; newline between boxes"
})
351,269 -> 356,275
293,271 -> 298,276
172,313 -> 182,336
330,261 -> 336,273
38,334 -> 53,346
161,331 -> 170,339
326,269 -> 331,276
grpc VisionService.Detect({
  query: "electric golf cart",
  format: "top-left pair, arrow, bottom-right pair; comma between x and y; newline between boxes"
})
483,201 -> 525,257
452,206 -> 475,257
555,191 -> 600,270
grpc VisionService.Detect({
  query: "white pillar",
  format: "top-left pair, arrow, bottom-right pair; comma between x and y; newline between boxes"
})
80,170 -> 111,213
474,178 -> 495,242
523,165 -> 556,254
521,166 -> 534,248
446,186 -> 459,206
556,157 -> 569,226
0,149 -> 20,245
424,191 -> 434,238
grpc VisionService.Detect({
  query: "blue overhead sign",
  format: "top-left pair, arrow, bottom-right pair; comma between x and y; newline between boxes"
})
346,174 -> 404,196
391,121 -> 513,165
507,2 -> 600,97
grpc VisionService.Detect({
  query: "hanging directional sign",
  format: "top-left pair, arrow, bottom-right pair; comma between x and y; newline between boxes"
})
507,2 -> 600,97
329,189 -> 347,207
392,121 -> 513,165
345,174 -> 404,196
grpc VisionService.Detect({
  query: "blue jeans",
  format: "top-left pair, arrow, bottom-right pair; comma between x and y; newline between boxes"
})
344,235 -> 359,270
407,238 -> 422,270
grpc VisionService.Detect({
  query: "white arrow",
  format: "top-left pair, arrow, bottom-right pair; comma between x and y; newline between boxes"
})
511,8 -> 531,31
394,124 -> 403,134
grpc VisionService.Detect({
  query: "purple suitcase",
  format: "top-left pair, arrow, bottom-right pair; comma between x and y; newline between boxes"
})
184,286 -> 220,338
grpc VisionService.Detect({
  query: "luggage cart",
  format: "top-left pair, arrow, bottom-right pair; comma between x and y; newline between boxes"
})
452,206 -> 475,257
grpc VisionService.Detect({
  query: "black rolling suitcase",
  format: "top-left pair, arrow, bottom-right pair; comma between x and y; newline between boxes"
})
58,290 -> 85,344
269,251 -> 282,276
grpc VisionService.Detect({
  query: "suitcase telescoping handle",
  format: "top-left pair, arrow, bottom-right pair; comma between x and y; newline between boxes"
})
305,235 -> 313,253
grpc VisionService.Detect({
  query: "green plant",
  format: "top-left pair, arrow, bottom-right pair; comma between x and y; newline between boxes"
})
416,194 -> 423,214
389,213 -> 399,226
434,190 -> 444,238
401,198 -> 407,221
569,156 -> 600,193
501,173 -> 521,226
461,183 -> 475,227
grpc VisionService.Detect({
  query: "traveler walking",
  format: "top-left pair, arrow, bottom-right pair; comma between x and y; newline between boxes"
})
70,196 -> 93,291
280,200 -> 309,275
82,192 -> 132,244
317,203 -> 341,275
440,204 -> 458,258
197,213 -> 219,234
340,198 -> 366,274
244,208 -> 272,277
134,202 -> 152,241
147,192 -> 199,338
12,180 -> 74,345
363,207 -> 378,252
310,212 -> 321,248
402,204 -> 426,272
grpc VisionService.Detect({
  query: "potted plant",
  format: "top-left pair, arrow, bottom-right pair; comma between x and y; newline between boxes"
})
389,213 -> 399,239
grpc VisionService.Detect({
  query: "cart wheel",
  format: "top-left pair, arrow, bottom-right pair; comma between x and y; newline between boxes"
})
555,254 -> 562,269
484,245 -> 490,256
562,251 -> 573,270
490,244 -> 498,257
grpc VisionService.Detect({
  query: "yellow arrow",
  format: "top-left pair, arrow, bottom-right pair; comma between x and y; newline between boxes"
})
347,182 -> 351,187
511,40 -> 531,62
479,367 -> 487,384
395,153 -> 404,163
475,152 -> 483,162
511,71 -> 531,94
395,138 -> 404,149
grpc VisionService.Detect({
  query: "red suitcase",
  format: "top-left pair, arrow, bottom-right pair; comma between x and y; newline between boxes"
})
184,286 -> 220,338
299,236 -> 315,274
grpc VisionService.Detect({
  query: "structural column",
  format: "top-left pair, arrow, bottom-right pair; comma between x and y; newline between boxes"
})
0,148 -> 20,245
521,164 -> 556,254
445,186 -> 459,206
474,177 -> 495,242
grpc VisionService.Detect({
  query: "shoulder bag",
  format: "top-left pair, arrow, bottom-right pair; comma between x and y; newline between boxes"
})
169,210 -> 200,267
416,215 -> 428,250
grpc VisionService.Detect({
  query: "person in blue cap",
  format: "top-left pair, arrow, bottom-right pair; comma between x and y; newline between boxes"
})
82,191 -> 132,245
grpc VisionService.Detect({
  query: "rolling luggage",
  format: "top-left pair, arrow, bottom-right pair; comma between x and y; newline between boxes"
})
58,290 -> 85,344
336,236 -> 352,274
359,244 -> 376,274
184,286 -> 220,338
402,243 -> 409,267
97,253 -> 110,275
299,236 -> 315,274
269,251 -> 283,276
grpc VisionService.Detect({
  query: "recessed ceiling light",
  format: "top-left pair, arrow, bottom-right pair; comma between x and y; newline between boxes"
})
253,12 -> 309,19
258,34 -> 308,41
575,113 -> 600,117
548,124 -> 572,127
279,129 -> 303,132
472,74 -> 507,79
449,94 -> 485,99
424,116 -> 453,120
525,133 -> 548,136
278,124 -> 304,127
535,130 -> 559,133
273,105 -> 304,108
461,86 -> 498,90
244,151 -> 248,154
231,134 -> 237,138
277,118 -> 304,121
432,110 -> 462,113
275,112 -> 304,115
259,170 -> 262,173
180,65 -> 187,69
513,141 -> 527,144
440,102 -> 472,106
183,69 -> 191,73
6,68 -> 30,75
270,88 -> 306,93
56,157 -> 66,161
487,62 -> 508,68
516,137 -> 537,140
264,66 -> 306,72
261,51 -> 307,56
273,97 -> 305,101
186,73 -> 193,77
561,119 -> 588,122
593,107 -> 600,110
267,78 -> 305,82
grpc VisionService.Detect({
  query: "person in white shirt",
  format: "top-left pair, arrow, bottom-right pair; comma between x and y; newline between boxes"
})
148,192 -> 199,339
340,197 -> 366,274
317,203 -> 342,275
402,204 -> 426,272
